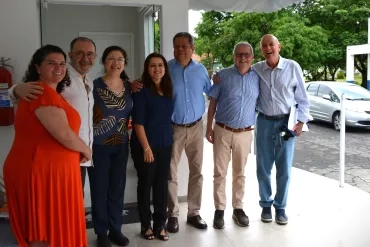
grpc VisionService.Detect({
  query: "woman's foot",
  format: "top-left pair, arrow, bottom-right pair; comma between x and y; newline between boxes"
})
155,226 -> 169,241
141,226 -> 154,240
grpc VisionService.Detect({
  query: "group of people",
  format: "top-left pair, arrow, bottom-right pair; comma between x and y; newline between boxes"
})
2,31 -> 311,247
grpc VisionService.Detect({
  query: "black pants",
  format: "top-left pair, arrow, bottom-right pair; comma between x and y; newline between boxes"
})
131,144 -> 172,229
88,143 -> 129,236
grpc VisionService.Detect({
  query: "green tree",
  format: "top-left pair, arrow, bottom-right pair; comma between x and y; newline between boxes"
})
154,20 -> 160,53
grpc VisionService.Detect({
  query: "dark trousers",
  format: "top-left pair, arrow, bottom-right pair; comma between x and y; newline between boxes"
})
88,143 -> 129,236
131,144 -> 172,229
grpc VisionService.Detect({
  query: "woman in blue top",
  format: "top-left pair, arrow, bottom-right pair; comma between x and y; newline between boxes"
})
90,46 -> 132,247
131,53 -> 174,241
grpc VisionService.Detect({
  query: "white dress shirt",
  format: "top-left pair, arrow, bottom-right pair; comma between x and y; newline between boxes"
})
9,63 -> 94,166
253,56 -> 313,123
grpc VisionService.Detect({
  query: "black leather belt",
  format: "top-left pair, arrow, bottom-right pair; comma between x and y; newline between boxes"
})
172,117 -> 202,128
259,112 -> 290,120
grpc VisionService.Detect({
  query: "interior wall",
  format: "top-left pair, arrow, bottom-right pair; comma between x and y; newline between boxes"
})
42,4 -> 141,79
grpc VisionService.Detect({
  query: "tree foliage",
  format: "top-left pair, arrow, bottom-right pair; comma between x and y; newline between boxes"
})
194,0 -> 370,88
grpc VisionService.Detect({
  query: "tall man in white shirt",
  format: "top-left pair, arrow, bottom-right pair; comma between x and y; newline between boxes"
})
254,34 -> 312,225
8,37 -> 96,195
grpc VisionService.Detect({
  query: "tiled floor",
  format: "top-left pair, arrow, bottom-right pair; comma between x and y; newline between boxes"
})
3,141 -> 370,247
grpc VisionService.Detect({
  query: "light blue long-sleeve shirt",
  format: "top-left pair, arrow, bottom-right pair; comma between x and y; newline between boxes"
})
209,65 -> 259,129
253,56 -> 313,123
168,59 -> 211,124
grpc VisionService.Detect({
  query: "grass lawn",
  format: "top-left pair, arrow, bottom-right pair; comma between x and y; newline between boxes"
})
336,75 -> 363,85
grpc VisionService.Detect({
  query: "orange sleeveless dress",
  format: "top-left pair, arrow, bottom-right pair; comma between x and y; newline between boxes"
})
3,83 -> 87,247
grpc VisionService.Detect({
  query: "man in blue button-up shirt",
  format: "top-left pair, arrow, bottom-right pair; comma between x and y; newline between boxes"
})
166,32 -> 211,233
206,42 -> 259,229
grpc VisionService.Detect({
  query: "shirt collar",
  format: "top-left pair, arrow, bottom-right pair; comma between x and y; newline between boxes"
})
67,63 -> 91,83
262,56 -> 286,71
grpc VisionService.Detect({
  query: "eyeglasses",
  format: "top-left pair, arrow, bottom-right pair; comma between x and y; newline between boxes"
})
235,53 -> 252,58
106,57 -> 125,64
73,51 -> 96,59
173,45 -> 191,50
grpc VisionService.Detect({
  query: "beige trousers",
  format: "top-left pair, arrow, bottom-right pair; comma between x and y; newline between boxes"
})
213,124 -> 253,210
168,120 -> 204,217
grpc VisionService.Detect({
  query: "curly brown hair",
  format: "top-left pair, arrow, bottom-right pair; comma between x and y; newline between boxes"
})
23,44 -> 71,93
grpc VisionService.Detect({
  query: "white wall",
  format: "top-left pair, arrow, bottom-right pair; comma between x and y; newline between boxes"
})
0,0 -> 40,176
41,4 -> 142,78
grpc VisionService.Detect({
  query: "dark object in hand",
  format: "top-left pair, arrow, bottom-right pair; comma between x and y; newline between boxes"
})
279,124 -> 296,141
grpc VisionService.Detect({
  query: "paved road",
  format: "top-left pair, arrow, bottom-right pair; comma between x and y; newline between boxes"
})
294,121 -> 370,193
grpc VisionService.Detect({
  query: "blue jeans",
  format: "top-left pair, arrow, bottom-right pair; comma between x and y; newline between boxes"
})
256,114 -> 295,210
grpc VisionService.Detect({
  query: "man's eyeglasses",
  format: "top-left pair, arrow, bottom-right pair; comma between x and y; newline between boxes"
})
73,51 -> 96,59
174,45 -> 191,50
235,53 -> 252,58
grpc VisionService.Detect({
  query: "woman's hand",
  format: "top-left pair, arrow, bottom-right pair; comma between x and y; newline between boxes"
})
80,147 -> 92,163
144,147 -> 154,163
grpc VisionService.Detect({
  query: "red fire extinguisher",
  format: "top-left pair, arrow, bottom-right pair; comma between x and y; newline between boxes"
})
0,57 -> 14,126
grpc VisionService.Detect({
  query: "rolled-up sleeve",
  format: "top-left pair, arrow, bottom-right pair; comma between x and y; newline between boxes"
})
208,83 -> 221,100
294,64 -> 313,123
132,89 -> 146,125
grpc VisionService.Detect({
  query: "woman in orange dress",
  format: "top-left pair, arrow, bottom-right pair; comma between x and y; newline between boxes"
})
3,44 -> 91,247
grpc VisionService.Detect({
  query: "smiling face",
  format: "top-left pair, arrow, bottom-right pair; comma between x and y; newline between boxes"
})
68,40 -> 96,76
260,34 -> 281,65
103,50 -> 126,77
233,44 -> 254,72
36,53 -> 66,84
148,57 -> 165,83
173,36 -> 194,66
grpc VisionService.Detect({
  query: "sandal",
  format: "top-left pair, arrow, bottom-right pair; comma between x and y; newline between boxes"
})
141,226 -> 154,240
155,226 -> 169,241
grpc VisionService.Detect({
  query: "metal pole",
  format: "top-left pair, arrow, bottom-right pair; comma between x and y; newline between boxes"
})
339,93 -> 346,187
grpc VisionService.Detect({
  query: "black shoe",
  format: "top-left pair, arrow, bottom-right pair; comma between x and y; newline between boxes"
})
275,209 -> 288,225
261,207 -> 273,223
97,235 -> 112,247
232,209 -> 249,227
213,210 -> 225,229
187,215 -> 208,229
108,231 -> 130,246
167,217 -> 179,233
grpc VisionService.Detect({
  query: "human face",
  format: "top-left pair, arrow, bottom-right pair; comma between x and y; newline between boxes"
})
260,35 -> 281,63
173,36 -> 194,65
103,50 -> 125,77
68,40 -> 96,76
36,53 -> 66,85
233,44 -> 254,71
148,57 -> 165,83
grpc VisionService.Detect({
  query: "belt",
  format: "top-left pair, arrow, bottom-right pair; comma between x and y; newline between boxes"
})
259,112 -> 290,120
172,117 -> 202,128
216,122 -> 254,133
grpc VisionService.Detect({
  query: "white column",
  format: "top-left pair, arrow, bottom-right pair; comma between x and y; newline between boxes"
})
346,48 -> 355,83
367,18 -> 370,90
159,1 -> 189,60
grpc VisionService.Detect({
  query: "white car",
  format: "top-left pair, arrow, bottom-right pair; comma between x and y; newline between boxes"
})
305,81 -> 370,130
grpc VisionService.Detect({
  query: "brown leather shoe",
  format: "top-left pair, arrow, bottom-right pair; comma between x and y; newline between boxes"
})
167,217 -> 179,233
187,215 -> 208,229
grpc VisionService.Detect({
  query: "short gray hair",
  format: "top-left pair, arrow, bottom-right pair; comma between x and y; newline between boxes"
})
233,42 -> 254,56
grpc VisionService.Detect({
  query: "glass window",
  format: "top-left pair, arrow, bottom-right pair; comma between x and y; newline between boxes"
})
317,85 -> 332,97
306,83 -> 318,96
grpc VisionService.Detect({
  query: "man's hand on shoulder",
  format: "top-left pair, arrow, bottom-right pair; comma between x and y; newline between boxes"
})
131,80 -> 143,93
212,72 -> 221,84
14,82 -> 44,102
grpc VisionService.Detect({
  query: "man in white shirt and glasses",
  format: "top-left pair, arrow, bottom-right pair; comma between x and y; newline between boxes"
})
8,36 -> 96,199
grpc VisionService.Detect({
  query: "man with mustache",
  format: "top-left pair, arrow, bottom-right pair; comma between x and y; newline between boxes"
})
8,36 -> 96,203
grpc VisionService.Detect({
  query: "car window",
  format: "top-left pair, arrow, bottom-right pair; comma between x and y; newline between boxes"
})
306,83 -> 318,96
335,84 -> 370,100
317,85 -> 332,97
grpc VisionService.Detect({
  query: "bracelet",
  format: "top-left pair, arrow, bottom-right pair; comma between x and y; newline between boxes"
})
144,146 -> 150,152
